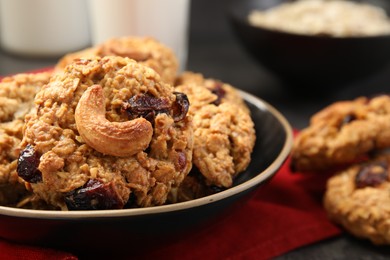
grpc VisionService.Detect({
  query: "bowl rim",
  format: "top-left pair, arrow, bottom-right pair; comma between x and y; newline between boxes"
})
228,0 -> 390,40
0,90 -> 293,220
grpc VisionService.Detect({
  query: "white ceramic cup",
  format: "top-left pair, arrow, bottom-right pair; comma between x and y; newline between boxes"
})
88,0 -> 191,71
0,0 -> 90,57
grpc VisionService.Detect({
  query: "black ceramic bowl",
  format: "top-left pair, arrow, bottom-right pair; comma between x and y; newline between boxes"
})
228,0 -> 390,90
0,91 -> 293,256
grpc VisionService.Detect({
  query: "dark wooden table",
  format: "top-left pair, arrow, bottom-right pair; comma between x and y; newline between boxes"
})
1,0 -> 390,258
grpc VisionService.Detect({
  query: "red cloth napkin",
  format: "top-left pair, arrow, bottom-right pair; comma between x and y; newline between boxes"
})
0,156 -> 341,260
0,239 -> 77,260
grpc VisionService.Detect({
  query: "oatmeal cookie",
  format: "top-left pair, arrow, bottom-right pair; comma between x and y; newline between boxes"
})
290,95 -> 390,173
55,36 -> 178,84
324,155 -> 390,245
20,56 -> 193,210
175,72 -> 256,188
169,170 -> 222,203
0,72 -> 51,207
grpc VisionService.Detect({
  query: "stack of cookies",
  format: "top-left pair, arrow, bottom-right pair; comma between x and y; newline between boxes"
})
0,37 -> 256,210
290,95 -> 390,245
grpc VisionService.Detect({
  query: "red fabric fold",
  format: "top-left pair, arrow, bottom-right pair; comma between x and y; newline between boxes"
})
134,156 -> 341,260
0,157 -> 341,260
0,239 -> 77,260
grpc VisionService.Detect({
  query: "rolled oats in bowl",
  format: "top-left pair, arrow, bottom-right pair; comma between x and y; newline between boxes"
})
248,0 -> 390,37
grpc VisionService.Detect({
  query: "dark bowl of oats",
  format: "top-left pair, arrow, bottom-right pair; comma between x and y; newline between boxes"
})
228,0 -> 390,90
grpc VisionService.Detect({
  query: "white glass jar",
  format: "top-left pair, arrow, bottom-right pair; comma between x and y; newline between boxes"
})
88,0 -> 190,71
0,0 -> 91,57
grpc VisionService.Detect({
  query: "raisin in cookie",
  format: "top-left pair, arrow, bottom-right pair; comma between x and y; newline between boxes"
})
20,56 -> 193,210
324,155 -> 390,245
55,36 -> 178,84
290,95 -> 390,173
0,72 -> 51,207
175,72 -> 256,189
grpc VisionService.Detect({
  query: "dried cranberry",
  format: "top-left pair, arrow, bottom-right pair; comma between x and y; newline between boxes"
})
142,111 -> 156,124
64,179 -> 124,210
123,92 -> 189,123
210,82 -> 226,106
175,151 -> 187,171
17,144 -> 42,183
355,161 -> 388,188
123,93 -> 170,121
172,92 -> 189,122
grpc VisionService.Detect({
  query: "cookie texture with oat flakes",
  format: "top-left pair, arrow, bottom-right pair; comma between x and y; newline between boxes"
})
175,72 -> 256,189
290,95 -> 390,173
20,56 -> 193,210
324,155 -> 390,245
55,36 -> 178,84
0,72 -> 51,207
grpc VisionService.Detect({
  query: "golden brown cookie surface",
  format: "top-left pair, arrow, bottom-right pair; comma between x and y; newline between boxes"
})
324,155 -> 390,245
175,72 -> 256,189
55,36 -> 178,84
0,72 -> 51,207
21,56 -> 193,210
290,95 -> 390,173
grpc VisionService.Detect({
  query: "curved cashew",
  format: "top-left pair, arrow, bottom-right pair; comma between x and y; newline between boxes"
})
75,85 -> 153,157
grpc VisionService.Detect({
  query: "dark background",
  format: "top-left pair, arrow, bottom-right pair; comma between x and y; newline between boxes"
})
1,0 -> 390,258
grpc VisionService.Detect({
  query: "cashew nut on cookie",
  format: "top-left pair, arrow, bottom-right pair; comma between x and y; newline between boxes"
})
75,85 -> 153,157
